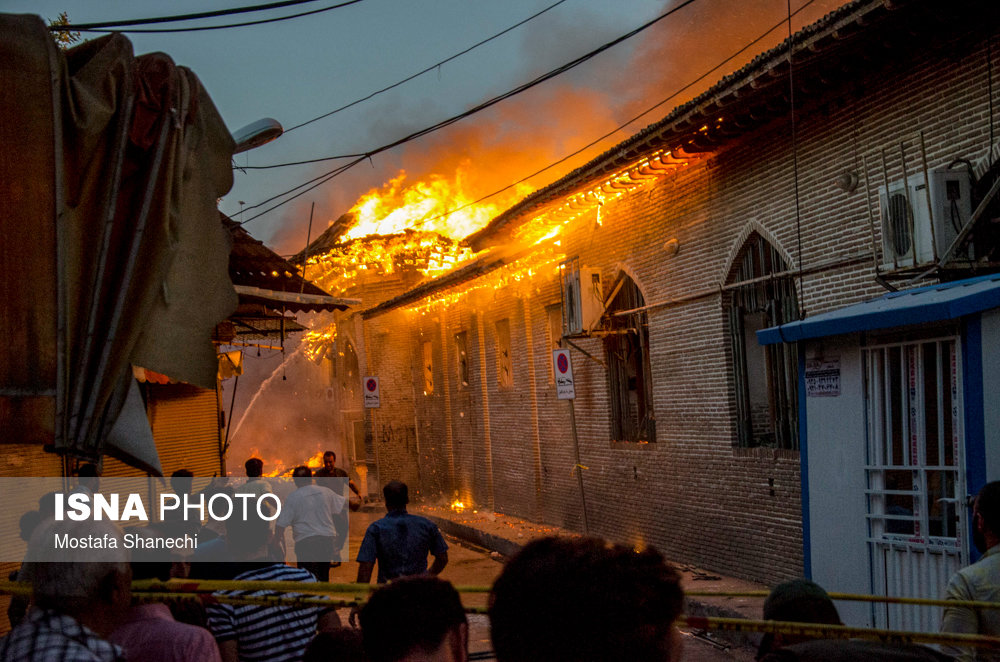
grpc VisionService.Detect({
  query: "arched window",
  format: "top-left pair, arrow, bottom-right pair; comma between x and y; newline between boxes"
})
604,273 -> 655,443
727,234 -> 799,449
342,341 -> 359,400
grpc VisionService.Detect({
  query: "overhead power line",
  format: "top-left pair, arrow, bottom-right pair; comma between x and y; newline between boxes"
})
248,0 -> 697,172
401,0 -> 822,235
60,0 -> 365,34
280,0 -> 571,135
238,0 -> 702,224
241,0 -> 820,230
50,0 -> 326,30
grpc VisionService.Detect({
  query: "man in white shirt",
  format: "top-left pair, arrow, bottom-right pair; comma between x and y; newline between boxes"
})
276,466 -> 347,581
941,481 -> 1000,661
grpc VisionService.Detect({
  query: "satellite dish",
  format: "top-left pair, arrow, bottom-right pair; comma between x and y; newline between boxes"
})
232,117 -> 283,154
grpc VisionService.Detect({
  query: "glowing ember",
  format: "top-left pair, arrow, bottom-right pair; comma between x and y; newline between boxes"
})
405,245 -> 565,316
450,500 -> 467,513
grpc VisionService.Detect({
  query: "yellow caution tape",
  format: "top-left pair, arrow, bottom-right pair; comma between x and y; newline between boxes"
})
685,589 -> 1000,611
3,580 -> 1000,611
4,579 -> 999,647
681,615 -> 1000,650
133,591 -> 362,609
129,578 -> 492,594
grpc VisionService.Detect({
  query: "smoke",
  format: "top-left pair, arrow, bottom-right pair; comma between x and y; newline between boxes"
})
233,0 -> 851,475
268,0 -> 847,254
223,332 -> 340,477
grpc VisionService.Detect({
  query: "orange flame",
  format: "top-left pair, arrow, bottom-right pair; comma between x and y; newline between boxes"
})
305,450 -> 324,469
345,170 -> 530,242
306,167 -> 533,295
257,451 -> 325,478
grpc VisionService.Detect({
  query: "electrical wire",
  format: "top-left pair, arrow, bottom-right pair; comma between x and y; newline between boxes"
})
65,0 -> 365,34
398,0 -> 821,235
280,0 -> 571,135
786,0 -> 805,318
50,0 -> 330,30
239,0 -> 817,228
237,0 -> 702,224
247,0 -> 698,173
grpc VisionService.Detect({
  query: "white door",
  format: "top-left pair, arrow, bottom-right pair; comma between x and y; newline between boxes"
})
864,336 -> 968,631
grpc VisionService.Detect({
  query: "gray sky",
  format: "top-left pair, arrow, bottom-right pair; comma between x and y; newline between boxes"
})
4,0 -> 846,254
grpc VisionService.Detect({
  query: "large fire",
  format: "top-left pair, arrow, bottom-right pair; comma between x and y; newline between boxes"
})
304,169 -> 533,295
307,230 -> 474,296
345,171 -> 528,242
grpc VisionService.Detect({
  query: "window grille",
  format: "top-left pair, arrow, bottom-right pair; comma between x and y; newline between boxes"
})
495,319 -> 512,388
454,332 -> 469,389
727,233 -> 799,449
422,341 -> 434,395
604,274 -> 655,443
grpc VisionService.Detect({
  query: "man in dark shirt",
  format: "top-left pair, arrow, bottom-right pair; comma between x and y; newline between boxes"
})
355,481 -> 448,584
313,450 -> 363,501
360,576 -> 467,662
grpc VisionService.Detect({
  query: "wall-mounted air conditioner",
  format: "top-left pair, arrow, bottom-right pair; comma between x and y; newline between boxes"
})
879,168 -> 973,269
560,259 -> 604,335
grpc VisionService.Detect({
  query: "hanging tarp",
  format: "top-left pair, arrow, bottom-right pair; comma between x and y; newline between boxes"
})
0,14 -> 237,461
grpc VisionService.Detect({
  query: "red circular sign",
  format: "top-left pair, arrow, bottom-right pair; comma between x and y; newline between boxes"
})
366,378 -> 377,392
557,353 -> 569,373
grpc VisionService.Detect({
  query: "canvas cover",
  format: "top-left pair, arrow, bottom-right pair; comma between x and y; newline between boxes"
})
0,14 -> 237,462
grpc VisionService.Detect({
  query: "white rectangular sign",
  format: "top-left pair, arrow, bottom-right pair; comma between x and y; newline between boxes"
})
363,376 -> 381,408
805,358 -> 840,397
553,349 -> 575,400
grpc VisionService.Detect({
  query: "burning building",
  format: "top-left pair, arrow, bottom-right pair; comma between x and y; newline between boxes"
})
298,0 -> 1000,616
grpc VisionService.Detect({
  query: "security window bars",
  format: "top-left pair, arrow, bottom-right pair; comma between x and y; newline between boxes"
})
727,233 -> 799,449
604,274 -> 655,443
454,331 -> 469,390
422,341 -> 434,395
864,337 -> 966,631
864,338 -> 963,542
343,341 -> 359,400
495,319 -> 512,388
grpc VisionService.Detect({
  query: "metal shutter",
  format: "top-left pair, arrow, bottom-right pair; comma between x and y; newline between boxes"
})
148,383 -> 223,478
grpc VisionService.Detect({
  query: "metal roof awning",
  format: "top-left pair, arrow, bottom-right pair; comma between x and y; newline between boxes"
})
233,285 -> 359,312
758,274 -> 1000,345
223,213 -> 356,312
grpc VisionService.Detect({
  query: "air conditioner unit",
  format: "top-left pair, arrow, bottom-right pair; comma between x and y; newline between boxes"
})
878,168 -> 973,269
561,261 -> 604,335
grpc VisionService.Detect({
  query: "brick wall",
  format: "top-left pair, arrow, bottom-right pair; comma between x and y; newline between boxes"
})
355,27 -> 998,584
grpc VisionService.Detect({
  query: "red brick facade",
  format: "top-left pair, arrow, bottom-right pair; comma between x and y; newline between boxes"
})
325,4 -> 999,584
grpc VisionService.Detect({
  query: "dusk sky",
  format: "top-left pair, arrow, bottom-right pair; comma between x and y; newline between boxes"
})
5,0 -> 846,255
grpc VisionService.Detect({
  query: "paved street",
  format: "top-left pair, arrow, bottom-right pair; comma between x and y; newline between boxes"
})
329,509 -> 757,661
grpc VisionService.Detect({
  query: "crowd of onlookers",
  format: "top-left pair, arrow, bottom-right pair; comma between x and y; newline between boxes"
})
2,468 -> 1000,662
